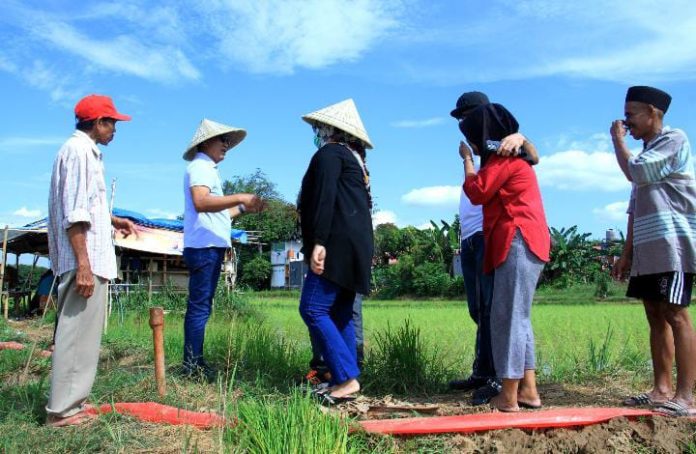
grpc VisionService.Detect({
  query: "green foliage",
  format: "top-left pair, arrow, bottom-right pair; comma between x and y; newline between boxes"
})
362,318 -> 452,395
541,225 -> 607,288
412,262 -> 450,297
227,390 -> 357,454
223,169 -> 299,245
240,254 -> 272,291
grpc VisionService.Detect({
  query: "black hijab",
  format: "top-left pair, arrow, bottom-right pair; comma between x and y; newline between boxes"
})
459,103 -> 519,167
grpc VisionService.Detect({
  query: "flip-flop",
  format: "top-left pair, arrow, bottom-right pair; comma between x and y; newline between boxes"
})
46,410 -> 98,427
518,400 -> 542,409
623,393 -> 664,407
653,400 -> 695,417
317,393 -> 357,407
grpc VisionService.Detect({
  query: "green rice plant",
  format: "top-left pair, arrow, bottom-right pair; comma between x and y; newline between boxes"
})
225,389 -> 358,454
586,325 -> 615,375
206,317 -> 305,389
362,318 -> 453,395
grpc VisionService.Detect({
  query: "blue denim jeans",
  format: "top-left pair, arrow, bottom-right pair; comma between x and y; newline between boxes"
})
183,247 -> 226,367
460,232 -> 495,378
300,271 -> 359,385
310,293 -> 364,371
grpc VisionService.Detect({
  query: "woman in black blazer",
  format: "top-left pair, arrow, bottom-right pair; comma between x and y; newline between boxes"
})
298,99 -> 374,404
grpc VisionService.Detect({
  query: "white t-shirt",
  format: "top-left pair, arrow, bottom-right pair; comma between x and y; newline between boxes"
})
459,161 -> 483,241
183,152 -> 231,248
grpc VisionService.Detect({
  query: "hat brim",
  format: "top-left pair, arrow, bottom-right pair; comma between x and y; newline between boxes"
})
111,113 -> 132,121
301,117 -> 374,149
450,107 -> 464,119
183,130 -> 246,161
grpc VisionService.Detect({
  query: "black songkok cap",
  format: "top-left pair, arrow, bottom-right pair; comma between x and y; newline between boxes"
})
625,86 -> 672,114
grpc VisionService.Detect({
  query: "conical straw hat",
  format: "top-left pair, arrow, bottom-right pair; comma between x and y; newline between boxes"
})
301,99 -> 373,149
183,119 -> 247,161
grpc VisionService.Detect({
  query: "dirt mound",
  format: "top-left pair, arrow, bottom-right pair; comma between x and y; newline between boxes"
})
450,416 -> 695,453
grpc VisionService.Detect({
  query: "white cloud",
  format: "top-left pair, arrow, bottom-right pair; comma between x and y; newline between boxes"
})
0,136 -> 64,152
13,207 -> 41,218
202,0 -> 405,74
401,185 -> 460,206
593,201 -> 629,222
372,210 -> 398,226
416,222 -> 435,230
536,150 -> 631,192
31,19 -> 200,83
390,117 -> 445,128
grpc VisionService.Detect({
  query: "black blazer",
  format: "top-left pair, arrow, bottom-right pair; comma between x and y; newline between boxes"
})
299,143 -> 373,294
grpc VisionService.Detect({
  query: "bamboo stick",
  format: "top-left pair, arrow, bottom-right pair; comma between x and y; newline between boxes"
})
149,307 -> 166,397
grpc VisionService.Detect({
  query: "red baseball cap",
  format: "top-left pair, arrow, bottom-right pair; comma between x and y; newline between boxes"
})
74,94 -> 132,122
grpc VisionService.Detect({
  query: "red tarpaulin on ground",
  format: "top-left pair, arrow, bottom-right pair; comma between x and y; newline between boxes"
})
86,402 -> 230,429
359,407 -> 666,435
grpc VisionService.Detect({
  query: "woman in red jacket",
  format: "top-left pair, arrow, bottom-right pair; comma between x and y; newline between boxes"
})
460,103 -> 550,412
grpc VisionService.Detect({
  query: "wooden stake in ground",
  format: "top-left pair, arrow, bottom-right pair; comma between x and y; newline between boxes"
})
149,307 -> 166,397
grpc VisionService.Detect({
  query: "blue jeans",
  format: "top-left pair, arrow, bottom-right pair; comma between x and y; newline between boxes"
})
183,247 -> 226,367
300,271 -> 359,385
460,232 -> 495,378
310,293 -> 364,371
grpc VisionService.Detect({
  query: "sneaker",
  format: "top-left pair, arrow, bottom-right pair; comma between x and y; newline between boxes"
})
448,375 -> 487,391
471,379 -> 502,405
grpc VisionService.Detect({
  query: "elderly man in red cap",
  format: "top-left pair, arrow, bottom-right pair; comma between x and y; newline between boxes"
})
612,86 -> 696,417
45,94 -> 137,426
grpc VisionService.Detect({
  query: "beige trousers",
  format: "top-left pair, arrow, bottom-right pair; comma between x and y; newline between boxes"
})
45,270 -> 107,417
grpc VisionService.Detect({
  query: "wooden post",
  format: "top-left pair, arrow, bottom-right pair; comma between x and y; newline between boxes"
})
1,226 -> 9,320
149,307 -> 166,397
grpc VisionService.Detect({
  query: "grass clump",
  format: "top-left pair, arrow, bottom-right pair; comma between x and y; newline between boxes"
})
226,389 -> 358,453
362,318 -> 453,395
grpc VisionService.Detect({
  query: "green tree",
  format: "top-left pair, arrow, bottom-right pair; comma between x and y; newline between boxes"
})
541,225 -> 600,286
223,169 -> 299,245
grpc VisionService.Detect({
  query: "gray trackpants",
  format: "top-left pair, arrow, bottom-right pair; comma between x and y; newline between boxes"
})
46,270 -> 107,417
491,231 -> 544,380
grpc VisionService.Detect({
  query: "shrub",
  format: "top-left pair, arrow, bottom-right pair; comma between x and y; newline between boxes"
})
412,262 -> 450,297
240,254 -> 271,290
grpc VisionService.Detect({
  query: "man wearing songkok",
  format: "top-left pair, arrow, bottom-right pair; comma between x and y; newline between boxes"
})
46,94 -> 137,426
611,85 -> 696,417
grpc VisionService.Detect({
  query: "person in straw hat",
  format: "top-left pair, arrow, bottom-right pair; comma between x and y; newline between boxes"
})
181,119 -> 265,381
298,99 -> 373,405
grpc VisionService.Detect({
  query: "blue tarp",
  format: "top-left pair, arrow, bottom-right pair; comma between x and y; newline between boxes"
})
112,207 -> 247,244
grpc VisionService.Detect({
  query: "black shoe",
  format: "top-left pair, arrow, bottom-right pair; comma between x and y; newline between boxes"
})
448,375 -> 488,391
471,379 -> 502,405
180,361 -> 219,383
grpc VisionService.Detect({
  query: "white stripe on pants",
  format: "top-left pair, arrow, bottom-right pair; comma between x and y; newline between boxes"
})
490,231 -> 544,380
46,270 -> 107,417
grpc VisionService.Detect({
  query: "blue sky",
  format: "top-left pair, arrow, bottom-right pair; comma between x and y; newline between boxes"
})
1,0 -> 695,243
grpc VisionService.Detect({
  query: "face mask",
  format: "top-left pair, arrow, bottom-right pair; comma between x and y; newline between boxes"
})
313,133 -> 322,149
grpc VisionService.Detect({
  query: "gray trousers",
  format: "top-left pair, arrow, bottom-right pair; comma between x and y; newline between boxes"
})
46,270 -> 107,417
491,231 -> 544,380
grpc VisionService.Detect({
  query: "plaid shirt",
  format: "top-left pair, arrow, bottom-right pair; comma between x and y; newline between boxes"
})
48,130 -> 117,280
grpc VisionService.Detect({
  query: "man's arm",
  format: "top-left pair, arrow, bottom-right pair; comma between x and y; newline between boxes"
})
111,216 -> 138,237
611,120 -> 633,181
498,133 -> 539,165
67,222 -> 94,298
190,187 -> 264,214
612,213 -> 633,280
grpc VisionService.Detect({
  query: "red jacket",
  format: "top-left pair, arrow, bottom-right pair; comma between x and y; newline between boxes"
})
463,155 -> 550,274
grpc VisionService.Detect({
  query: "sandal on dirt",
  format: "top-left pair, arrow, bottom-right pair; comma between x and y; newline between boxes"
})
316,393 -> 357,407
623,393 -> 663,407
518,400 -> 542,410
46,411 -> 97,427
653,400 -> 695,417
